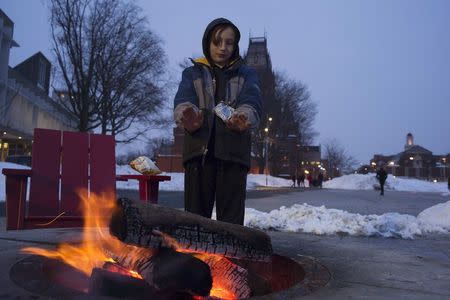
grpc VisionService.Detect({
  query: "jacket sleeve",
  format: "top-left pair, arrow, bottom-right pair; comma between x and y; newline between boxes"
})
234,68 -> 262,129
173,67 -> 199,127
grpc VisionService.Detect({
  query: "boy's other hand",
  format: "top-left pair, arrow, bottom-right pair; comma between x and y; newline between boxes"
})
181,106 -> 204,132
226,112 -> 250,131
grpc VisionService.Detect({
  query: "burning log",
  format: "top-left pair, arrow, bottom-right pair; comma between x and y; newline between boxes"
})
89,267 -> 156,299
109,247 -> 213,297
108,198 -> 273,298
110,198 -> 273,261
197,254 -> 251,299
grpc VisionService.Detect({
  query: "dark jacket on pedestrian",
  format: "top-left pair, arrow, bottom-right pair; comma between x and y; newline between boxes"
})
376,168 -> 388,183
173,20 -> 262,168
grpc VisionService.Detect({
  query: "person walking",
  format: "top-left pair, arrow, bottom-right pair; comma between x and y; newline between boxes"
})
291,174 -> 296,188
376,167 -> 388,196
317,172 -> 324,188
297,174 -> 304,187
173,18 -> 262,225
307,173 -> 313,187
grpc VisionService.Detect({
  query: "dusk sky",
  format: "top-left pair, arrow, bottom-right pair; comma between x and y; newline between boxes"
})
2,0 -> 450,163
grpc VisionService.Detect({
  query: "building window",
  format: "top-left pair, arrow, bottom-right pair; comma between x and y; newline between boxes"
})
37,58 -> 47,90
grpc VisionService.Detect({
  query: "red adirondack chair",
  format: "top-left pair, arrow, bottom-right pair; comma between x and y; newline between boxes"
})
2,128 -> 170,230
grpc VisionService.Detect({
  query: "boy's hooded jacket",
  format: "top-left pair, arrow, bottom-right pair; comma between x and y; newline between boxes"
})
174,18 -> 262,168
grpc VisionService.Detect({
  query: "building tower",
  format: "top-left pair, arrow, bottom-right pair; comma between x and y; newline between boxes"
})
405,133 -> 414,150
244,37 -> 274,117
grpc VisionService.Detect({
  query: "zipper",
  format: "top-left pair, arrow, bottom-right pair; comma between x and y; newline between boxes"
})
201,147 -> 208,166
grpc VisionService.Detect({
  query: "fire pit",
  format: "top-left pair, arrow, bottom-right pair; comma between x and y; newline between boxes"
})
10,194 -> 330,299
10,252 -> 330,299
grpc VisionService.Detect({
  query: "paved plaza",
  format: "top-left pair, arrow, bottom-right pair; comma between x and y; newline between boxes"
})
0,188 -> 449,299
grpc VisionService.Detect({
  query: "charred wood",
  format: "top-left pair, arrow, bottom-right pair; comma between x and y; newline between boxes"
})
89,267 -> 156,299
110,198 -> 273,261
197,254 -> 251,299
110,247 -> 212,297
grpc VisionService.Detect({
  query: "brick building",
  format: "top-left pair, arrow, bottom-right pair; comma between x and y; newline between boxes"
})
370,133 -> 449,181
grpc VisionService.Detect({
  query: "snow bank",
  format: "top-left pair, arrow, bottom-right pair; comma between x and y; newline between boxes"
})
245,201 -> 450,239
324,173 -> 449,193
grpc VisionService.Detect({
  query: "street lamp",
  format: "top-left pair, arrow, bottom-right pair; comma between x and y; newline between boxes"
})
264,127 -> 269,186
264,116 -> 273,186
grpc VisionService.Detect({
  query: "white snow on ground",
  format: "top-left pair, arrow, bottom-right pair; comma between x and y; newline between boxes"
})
244,201 -> 450,239
323,173 -> 449,194
115,164 -> 293,191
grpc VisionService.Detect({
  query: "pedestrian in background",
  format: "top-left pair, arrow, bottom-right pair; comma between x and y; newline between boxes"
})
291,174 -> 296,187
307,173 -> 313,187
297,174 -> 304,187
376,166 -> 388,196
318,172 -> 324,188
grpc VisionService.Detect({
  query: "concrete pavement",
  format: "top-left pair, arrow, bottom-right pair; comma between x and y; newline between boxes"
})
0,188 -> 449,299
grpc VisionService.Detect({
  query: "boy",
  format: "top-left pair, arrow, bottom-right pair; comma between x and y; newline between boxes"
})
173,18 -> 262,225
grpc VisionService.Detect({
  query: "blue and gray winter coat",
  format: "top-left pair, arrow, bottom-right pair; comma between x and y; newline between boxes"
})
173,57 -> 262,168
174,17 -> 262,168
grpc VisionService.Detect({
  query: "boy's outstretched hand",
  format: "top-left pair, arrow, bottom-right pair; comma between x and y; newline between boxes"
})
226,112 -> 250,132
181,106 -> 204,132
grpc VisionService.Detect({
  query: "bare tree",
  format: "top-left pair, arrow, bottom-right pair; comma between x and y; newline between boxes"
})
50,0 -> 167,136
253,71 -> 318,174
50,0 -> 104,131
272,72 -> 317,144
322,139 -> 358,177
94,1 -> 166,140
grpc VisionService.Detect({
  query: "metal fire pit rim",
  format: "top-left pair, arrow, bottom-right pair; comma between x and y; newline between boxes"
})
247,253 -> 331,299
10,252 -> 331,299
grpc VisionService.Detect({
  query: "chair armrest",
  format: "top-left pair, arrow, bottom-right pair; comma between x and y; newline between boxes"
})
3,169 -> 31,230
116,174 -> 171,182
2,169 -> 32,177
115,174 -> 171,203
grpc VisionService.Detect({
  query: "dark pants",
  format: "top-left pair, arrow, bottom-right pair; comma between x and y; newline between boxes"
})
379,180 -> 385,195
184,157 -> 248,225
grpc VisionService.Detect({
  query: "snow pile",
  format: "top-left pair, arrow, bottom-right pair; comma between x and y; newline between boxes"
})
324,173 -> 449,193
417,201 -> 450,233
245,201 -> 450,239
246,173 -> 293,189
323,174 -> 378,190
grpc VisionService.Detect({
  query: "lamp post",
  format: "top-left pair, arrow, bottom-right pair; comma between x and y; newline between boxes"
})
264,127 -> 269,186
264,117 -> 272,186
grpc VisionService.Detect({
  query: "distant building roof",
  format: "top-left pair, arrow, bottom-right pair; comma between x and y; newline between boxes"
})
402,145 -> 432,155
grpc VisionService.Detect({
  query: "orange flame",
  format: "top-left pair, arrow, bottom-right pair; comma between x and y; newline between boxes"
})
22,190 -> 238,299
22,190 -> 145,277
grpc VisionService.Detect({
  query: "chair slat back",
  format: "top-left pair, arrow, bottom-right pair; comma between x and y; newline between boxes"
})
61,131 -> 89,215
90,133 -> 116,198
29,128 -> 62,216
28,128 -> 116,217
